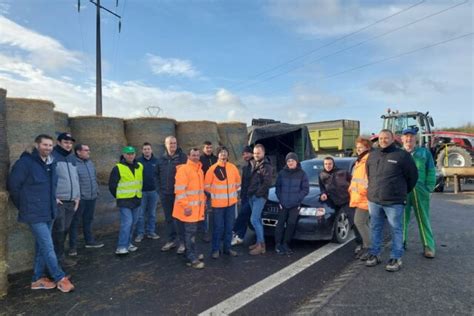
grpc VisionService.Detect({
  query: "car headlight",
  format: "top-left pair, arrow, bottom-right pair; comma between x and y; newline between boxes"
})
299,207 -> 326,216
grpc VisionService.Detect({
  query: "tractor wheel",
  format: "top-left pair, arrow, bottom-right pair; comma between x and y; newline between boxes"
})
436,146 -> 473,169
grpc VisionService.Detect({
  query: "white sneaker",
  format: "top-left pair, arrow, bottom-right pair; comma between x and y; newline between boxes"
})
231,235 -> 243,246
128,244 -> 138,252
134,235 -> 144,243
115,248 -> 129,255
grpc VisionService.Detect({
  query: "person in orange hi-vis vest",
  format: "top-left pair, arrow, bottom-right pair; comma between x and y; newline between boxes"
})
172,148 -> 206,269
349,137 -> 372,261
204,147 -> 241,259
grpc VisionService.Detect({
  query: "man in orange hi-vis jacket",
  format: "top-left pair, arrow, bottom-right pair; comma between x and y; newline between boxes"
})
204,147 -> 241,259
172,148 -> 206,269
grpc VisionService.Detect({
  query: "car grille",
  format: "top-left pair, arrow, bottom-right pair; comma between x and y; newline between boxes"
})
265,204 -> 279,214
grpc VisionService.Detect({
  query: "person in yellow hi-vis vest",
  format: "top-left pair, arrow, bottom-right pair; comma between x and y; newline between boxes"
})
109,146 -> 144,255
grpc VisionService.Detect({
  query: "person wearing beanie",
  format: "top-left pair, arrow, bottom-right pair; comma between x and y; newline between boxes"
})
274,152 -> 309,255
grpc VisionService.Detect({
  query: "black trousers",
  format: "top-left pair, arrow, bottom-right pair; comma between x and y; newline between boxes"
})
274,206 -> 299,245
160,193 -> 185,243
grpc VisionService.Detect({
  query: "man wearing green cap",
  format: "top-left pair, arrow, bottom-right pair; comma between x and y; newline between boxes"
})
109,146 -> 144,255
401,127 -> 436,258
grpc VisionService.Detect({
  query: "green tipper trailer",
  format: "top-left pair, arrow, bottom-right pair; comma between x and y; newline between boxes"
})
306,120 -> 360,156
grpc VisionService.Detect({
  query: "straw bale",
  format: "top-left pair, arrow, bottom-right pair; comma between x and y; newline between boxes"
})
5,98 -> 55,166
54,111 -> 70,134
0,191 -> 8,297
176,121 -> 220,153
0,89 -> 8,190
70,116 -> 126,184
125,117 -> 176,157
217,122 -> 248,166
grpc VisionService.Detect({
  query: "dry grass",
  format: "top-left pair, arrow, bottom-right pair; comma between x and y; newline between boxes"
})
125,118 -> 176,157
176,121 -> 220,153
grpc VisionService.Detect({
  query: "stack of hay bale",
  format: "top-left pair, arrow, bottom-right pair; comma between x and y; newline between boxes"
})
54,111 -> 70,135
4,97 -> 56,274
0,89 -> 8,191
0,192 -> 8,298
176,121 -> 220,154
124,117 -> 176,157
70,116 -> 126,184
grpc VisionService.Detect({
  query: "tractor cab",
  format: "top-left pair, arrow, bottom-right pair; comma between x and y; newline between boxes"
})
381,110 -> 434,147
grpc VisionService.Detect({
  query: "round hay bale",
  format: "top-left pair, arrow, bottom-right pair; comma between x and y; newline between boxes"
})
0,89 -> 8,190
217,122 -> 248,166
5,98 -> 55,166
176,121 -> 220,154
0,191 -> 8,298
54,111 -> 70,134
70,116 -> 126,184
124,117 -> 176,157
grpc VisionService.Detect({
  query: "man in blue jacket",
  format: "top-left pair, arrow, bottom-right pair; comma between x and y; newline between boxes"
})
135,142 -> 160,243
68,143 -> 104,256
51,132 -> 81,267
274,152 -> 309,255
8,134 -> 75,293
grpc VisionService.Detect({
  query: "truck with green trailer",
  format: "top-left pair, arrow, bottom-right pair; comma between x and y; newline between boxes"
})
306,119 -> 360,157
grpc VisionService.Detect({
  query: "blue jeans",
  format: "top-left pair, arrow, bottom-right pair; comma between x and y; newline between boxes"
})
69,199 -> 97,249
212,204 -> 236,252
249,196 -> 266,244
233,198 -> 251,239
117,207 -> 140,250
184,222 -> 198,262
368,202 -> 405,259
29,222 -> 65,282
136,191 -> 159,236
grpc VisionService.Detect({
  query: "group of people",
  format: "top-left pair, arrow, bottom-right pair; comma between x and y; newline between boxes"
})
6,126 -> 437,293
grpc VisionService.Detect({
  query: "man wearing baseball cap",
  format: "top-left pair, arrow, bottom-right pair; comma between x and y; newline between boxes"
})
401,127 -> 437,258
52,132 -> 81,267
231,145 -> 253,246
108,146 -> 144,255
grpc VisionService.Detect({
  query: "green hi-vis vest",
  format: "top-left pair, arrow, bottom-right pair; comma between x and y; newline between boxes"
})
116,162 -> 144,199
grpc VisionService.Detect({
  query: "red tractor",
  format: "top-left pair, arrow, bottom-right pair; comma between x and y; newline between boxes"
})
371,110 -> 474,191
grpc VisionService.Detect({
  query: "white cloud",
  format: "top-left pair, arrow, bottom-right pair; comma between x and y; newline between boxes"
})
146,53 -> 198,78
0,15 -> 82,71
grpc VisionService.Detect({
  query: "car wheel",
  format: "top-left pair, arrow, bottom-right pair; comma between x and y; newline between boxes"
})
332,211 -> 351,244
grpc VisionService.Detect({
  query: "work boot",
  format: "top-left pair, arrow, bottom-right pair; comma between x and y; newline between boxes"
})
424,247 -> 435,259
275,244 -> 285,255
248,243 -> 258,250
231,235 -> 244,246
190,260 -> 205,269
283,244 -> 293,255
211,251 -> 220,259
249,243 -> 266,255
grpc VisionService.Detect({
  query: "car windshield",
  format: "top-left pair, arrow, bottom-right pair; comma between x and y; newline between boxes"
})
301,160 -> 324,185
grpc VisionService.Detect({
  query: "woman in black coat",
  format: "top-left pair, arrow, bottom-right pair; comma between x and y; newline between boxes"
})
274,152 -> 310,255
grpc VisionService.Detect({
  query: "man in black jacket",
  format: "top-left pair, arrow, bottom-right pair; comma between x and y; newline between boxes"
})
199,140 -> 218,242
248,144 -> 273,255
365,129 -> 418,272
232,146 -> 253,246
156,136 -> 187,253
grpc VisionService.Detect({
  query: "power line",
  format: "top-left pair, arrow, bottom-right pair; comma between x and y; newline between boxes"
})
267,32 -> 473,95
229,0 -> 426,91
233,0 -> 469,92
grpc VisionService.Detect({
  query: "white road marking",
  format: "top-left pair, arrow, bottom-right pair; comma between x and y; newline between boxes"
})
198,238 -> 354,316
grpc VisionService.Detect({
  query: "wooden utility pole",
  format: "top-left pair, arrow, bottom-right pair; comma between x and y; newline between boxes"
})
79,0 -> 121,116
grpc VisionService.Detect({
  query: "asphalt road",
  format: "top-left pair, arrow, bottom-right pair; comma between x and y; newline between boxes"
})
1,186 -> 472,315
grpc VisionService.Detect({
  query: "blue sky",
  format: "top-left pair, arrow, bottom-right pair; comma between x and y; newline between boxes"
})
0,0 -> 472,133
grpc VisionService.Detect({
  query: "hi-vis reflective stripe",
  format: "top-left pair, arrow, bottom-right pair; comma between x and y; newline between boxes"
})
207,183 -> 240,189
211,192 -> 239,199
175,190 -> 205,201
189,200 -> 205,206
118,181 -> 142,187
187,190 -> 204,195
351,178 -> 368,184
175,185 -> 186,190
175,194 -> 187,201
117,189 -> 141,194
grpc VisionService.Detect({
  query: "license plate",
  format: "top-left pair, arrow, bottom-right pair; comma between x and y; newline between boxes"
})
262,218 -> 278,227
